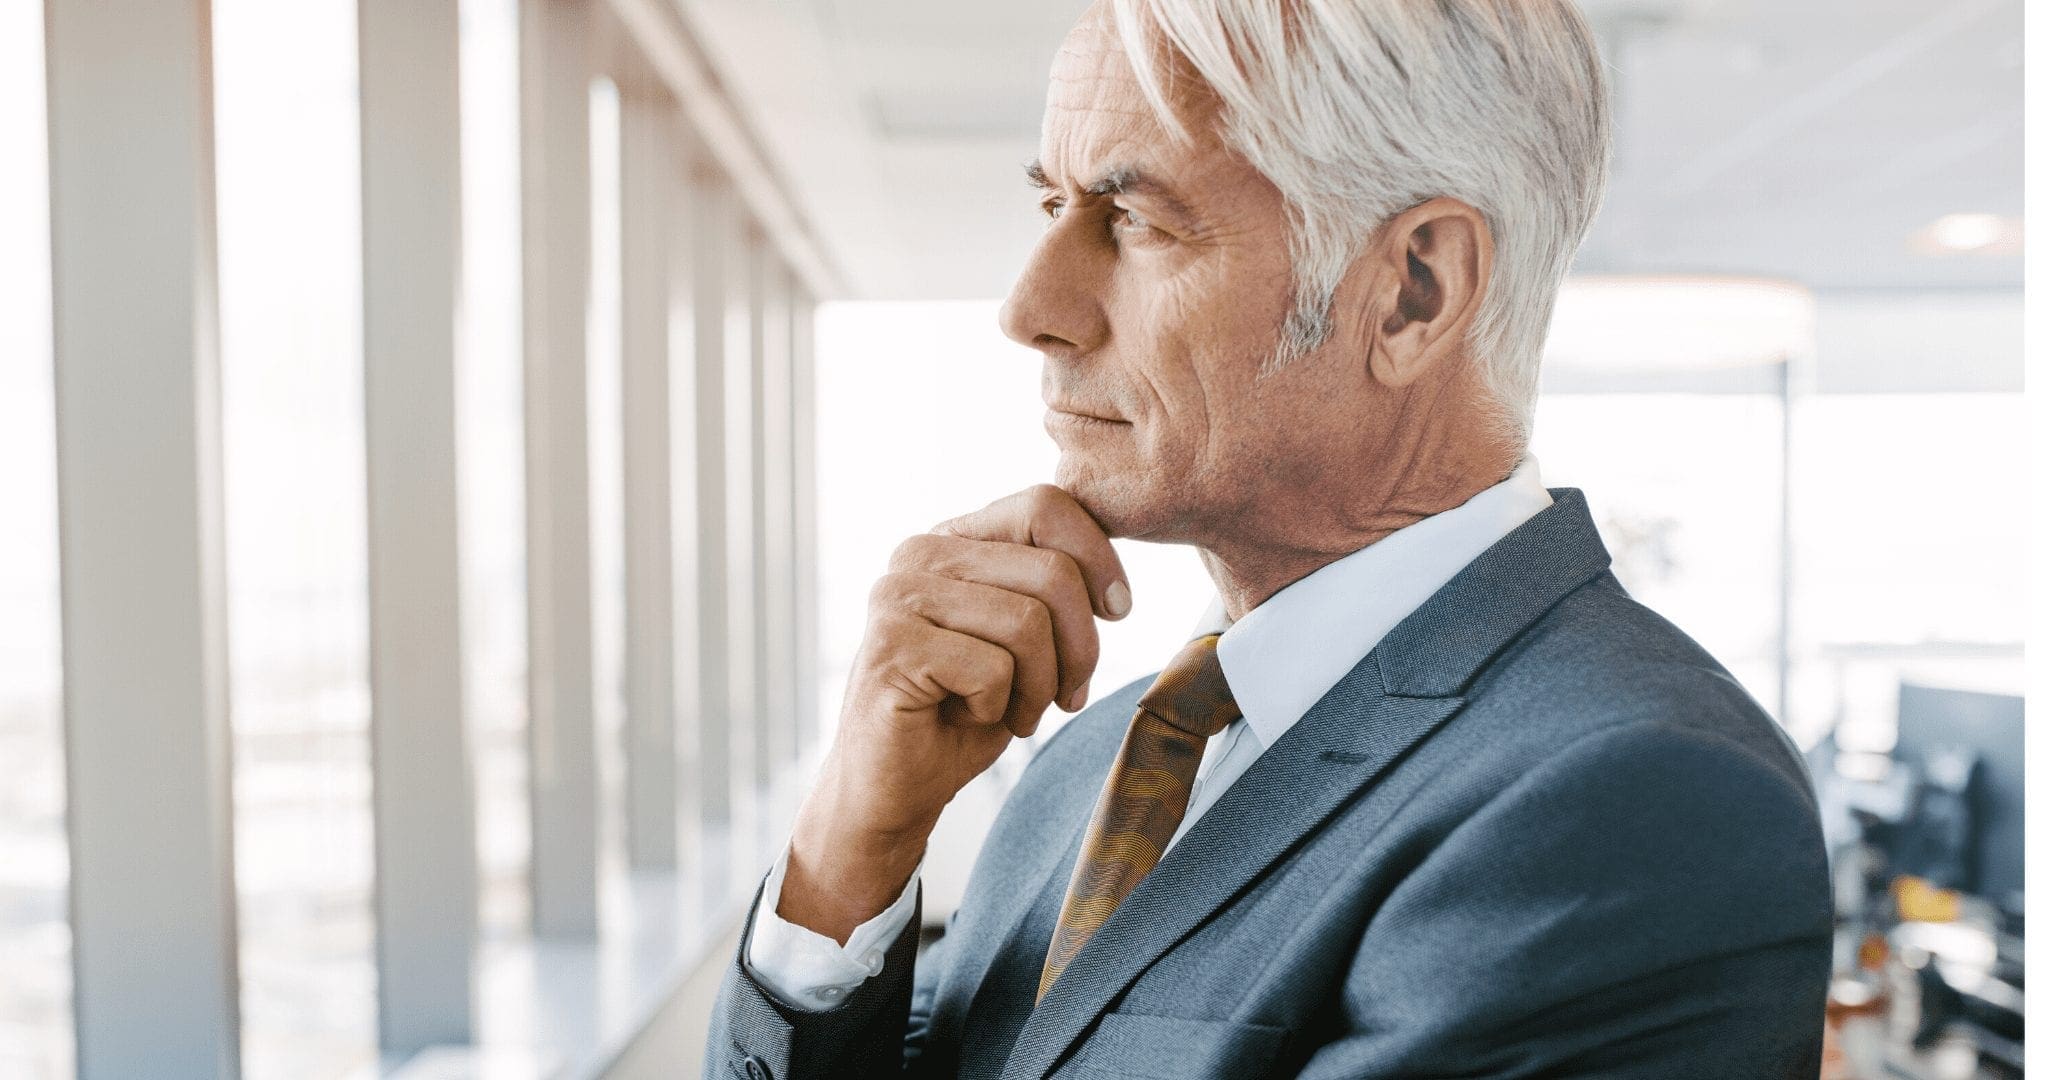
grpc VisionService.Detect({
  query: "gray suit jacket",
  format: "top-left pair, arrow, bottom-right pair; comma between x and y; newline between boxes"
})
707,488 -> 1833,1079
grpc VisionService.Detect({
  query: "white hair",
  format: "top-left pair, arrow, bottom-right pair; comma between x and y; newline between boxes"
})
1109,0 -> 1613,446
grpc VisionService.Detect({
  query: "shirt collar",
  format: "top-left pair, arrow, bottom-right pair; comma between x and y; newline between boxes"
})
1189,454 -> 1555,751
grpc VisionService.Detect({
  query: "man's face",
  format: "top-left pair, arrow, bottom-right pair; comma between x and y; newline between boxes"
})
1000,3 -> 1372,544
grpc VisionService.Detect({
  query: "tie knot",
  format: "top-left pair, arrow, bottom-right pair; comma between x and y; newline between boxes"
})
1137,632 -> 1240,738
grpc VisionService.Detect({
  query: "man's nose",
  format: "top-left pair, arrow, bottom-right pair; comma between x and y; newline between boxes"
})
998,222 -> 1109,354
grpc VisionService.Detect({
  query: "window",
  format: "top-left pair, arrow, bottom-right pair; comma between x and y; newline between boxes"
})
213,0 -> 376,1074
458,0 -> 534,947
0,3 -> 68,1076
1790,392 -> 2025,752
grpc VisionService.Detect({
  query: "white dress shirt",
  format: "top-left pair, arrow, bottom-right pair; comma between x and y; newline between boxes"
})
746,455 -> 1555,1011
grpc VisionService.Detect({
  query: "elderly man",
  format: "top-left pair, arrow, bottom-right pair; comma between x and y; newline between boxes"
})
708,0 -> 1831,1076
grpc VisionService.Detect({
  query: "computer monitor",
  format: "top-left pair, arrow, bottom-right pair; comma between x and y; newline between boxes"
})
1892,683 -> 2024,906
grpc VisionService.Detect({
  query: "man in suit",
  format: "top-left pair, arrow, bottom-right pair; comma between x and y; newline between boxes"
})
707,0 -> 1833,1076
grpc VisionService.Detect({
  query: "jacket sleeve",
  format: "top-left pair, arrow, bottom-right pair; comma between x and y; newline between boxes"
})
704,875 -> 930,1080
1299,718 -> 1835,1080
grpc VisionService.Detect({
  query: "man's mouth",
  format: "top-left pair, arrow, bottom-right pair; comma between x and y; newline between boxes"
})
1044,400 -> 1128,422
1044,407 -> 1131,434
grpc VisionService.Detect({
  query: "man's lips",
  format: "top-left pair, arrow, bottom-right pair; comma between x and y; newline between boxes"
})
1044,403 -> 1128,424
1043,408 -> 1131,437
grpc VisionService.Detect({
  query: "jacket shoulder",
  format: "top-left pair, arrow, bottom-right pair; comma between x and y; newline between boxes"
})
1468,570 -> 1813,798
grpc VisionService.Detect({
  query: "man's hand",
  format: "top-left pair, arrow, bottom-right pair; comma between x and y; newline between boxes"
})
777,485 -> 1131,944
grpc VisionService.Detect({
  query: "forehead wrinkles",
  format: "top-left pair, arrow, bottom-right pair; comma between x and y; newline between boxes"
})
1057,18 -> 1229,147
1041,14 -> 1226,180
1046,14 -> 1150,114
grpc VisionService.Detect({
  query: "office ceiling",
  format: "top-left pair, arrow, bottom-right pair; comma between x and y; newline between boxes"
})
679,0 -> 2022,300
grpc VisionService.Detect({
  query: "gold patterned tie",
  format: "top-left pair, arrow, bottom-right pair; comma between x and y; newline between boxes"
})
1036,632 -> 1240,1002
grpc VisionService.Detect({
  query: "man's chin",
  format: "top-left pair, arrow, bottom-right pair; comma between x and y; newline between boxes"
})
1054,458 -> 1167,541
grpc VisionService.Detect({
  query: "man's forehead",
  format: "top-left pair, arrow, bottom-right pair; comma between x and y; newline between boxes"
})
1044,5 -> 1150,116
1039,4 -> 1219,183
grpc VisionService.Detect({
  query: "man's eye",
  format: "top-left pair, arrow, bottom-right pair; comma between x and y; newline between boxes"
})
1110,205 -> 1162,242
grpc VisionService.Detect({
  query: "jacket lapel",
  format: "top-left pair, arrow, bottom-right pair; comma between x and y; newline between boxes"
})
997,658 -> 1463,1080
930,678 -> 1148,1063
998,487 -> 1614,1080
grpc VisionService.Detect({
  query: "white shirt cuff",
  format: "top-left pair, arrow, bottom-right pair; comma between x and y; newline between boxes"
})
743,843 -> 922,1012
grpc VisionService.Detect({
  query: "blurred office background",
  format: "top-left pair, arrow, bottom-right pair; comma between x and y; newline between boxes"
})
0,0 -> 2025,1078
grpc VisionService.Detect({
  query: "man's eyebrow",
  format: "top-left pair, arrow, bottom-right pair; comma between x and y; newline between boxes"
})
1088,166 -> 1199,224
1024,160 -> 1198,224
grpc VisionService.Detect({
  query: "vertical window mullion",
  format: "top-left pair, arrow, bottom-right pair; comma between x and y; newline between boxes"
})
360,0 -> 477,1055
789,289 -> 819,757
518,0 -> 598,939
46,0 -> 241,1074
619,72 -> 679,873
758,260 -> 795,777
718,215 -> 762,843
685,169 -> 735,837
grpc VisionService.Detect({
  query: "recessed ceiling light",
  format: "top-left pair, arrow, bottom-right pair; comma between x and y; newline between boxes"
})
1911,213 -> 2023,256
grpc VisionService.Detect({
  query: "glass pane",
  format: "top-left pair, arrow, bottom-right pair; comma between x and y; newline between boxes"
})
1790,392 -> 2025,752
212,0 -> 376,1075
0,2 -> 71,1075
458,0 -> 533,948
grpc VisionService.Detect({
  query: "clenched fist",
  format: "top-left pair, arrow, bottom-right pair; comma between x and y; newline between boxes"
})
777,485 -> 1131,943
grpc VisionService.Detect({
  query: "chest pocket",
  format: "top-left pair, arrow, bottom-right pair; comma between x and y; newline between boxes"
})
1055,1012 -> 1288,1080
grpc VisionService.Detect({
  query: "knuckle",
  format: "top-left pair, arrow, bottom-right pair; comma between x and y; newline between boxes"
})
866,596 -> 916,634
867,572 -> 904,608
1072,642 -> 1101,679
1038,549 -> 1087,605
1026,544 -> 1067,587
857,611 -> 904,662
991,593 -> 1024,636
972,645 -> 1014,697
1046,547 -> 1086,592
1024,483 -> 1064,519
1066,613 -> 1099,654
889,533 -> 937,571
868,572 -> 931,618
1011,593 -> 1052,640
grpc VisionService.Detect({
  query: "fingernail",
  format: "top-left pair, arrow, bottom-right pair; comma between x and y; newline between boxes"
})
1071,679 -> 1091,712
1105,580 -> 1131,618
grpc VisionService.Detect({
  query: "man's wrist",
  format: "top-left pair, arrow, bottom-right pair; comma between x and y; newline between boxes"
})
746,844 -> 923,1011
778,833 -> 927,945
777,769 -> 937,943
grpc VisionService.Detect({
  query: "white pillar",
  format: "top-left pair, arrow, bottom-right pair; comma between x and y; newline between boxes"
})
664,133 -> 701,856
731,227 -> 767,795
519,0 -> 599,938
682,165 -> 734,828
45,1 -> 241,1075
619,75 -> 678,871
757,259 -> 794,777
358,0 -> 477,1053
789,290 -> 820,753
758,260 -> 796,773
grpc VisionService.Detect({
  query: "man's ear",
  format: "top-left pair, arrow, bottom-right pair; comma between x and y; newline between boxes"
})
1361,197 -> 1494,389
